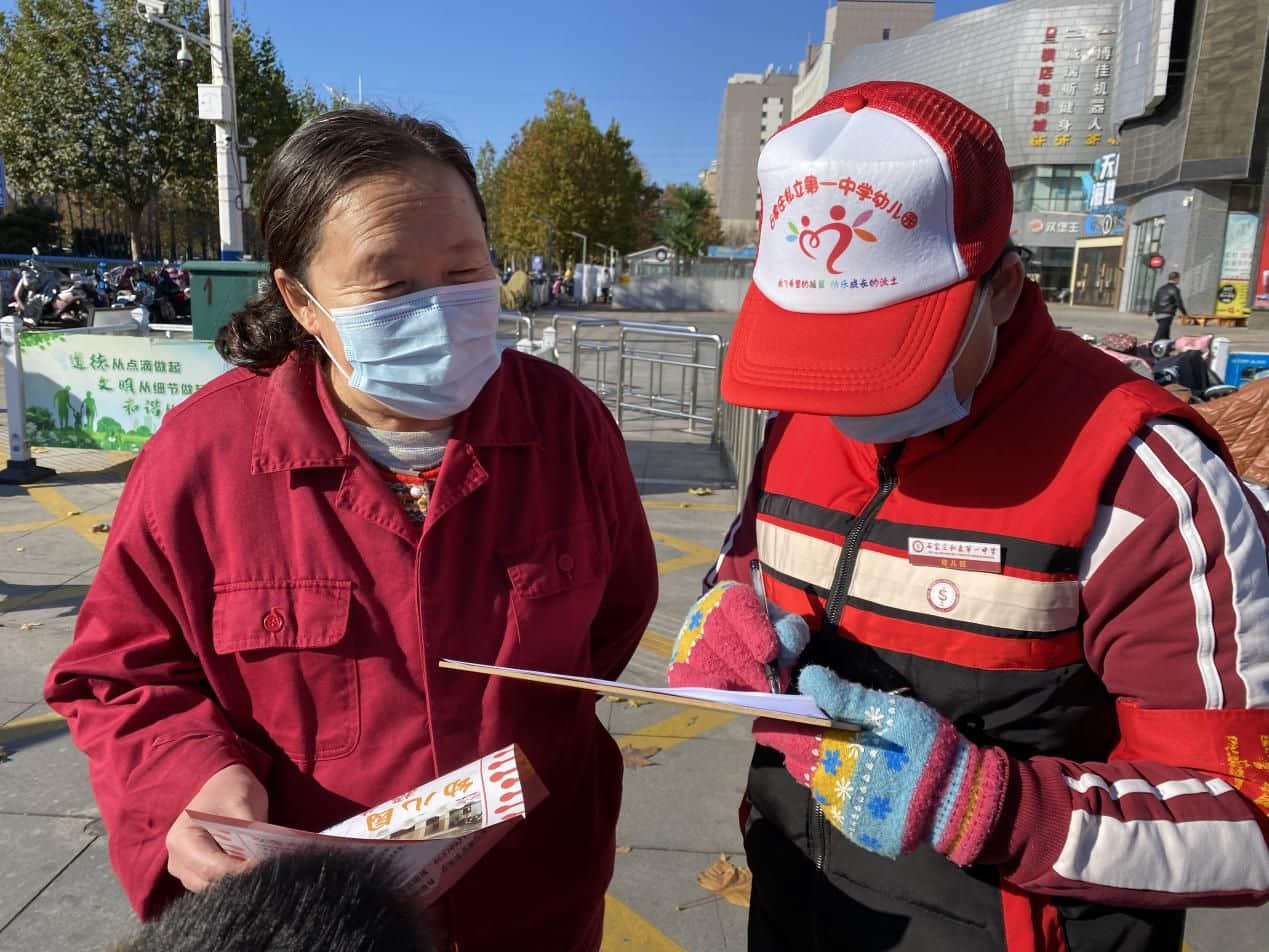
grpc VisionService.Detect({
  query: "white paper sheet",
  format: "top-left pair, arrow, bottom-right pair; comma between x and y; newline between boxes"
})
439,660 -> 860,729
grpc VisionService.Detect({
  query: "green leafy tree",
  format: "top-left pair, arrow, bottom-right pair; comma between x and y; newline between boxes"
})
0,0 -> 101,209
484,91 -> 659,267
658,184 -> 723,259
166,20 -> 328,221
0,0 -> 325,259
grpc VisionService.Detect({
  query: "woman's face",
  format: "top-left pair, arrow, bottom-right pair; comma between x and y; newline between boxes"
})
278,158 -> 494,429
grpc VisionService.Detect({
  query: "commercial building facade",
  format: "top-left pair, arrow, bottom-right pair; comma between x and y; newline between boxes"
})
712,69 -> 797,242
792,1 -> 935,119
832,0 -> 1126,304
829,0 -> 1268,312
710,2 -> 933,246
1113,0 -> 1268,316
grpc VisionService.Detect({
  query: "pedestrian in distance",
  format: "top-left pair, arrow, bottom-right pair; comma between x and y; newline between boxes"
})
1151,270 -> 1188,342
669,81 -> 1269,952
46,106 -> 658,952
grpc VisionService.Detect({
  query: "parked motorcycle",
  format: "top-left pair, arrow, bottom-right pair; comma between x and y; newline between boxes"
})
105,262 -> 147,306
153,263 -> 190,321
8,259 -> 95,329
73,262 -> 114,308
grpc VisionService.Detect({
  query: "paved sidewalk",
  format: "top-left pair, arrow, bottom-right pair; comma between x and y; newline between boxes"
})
2,307 -> 1267,950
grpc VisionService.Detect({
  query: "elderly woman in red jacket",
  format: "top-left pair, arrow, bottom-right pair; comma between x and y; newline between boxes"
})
45,108 -> 658,952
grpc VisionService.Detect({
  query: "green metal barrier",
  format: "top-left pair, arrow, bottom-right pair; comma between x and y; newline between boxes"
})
183,260 -> 269,341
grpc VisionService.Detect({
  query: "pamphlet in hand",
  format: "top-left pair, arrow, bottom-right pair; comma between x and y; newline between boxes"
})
187,744 -> 546,904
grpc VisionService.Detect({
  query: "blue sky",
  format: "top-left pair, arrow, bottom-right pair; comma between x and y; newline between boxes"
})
5,0 -> 999,185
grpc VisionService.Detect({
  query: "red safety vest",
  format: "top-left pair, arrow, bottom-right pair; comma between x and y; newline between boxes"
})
744,282 -> 1221,952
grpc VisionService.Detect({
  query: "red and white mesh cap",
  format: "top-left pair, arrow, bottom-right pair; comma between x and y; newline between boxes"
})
722,81 -> 1013,416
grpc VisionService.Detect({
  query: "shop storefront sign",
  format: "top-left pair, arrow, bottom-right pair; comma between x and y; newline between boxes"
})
1256,220 -> 1269,309
1083,208 -> 1125,236
1027,216 -> 1082,235
1217,212 -> 1258,316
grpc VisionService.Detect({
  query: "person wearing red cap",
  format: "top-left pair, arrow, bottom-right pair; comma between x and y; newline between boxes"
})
668,82 -> 1269,951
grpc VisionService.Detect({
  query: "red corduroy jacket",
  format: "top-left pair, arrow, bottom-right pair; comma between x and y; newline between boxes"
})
45,349 -> 658,951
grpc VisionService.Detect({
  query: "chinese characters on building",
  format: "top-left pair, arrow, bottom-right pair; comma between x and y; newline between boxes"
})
1031,25 -> 1117,149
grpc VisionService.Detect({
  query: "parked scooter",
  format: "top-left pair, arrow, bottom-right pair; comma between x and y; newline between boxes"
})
105,262 -> 147,307
153,263 -> 190,321
74,262 -> 114,308
8,259 -> 95,329
1086,332 -> 1235,403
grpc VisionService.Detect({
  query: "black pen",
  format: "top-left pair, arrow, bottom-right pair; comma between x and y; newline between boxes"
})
750,559 -> 782,694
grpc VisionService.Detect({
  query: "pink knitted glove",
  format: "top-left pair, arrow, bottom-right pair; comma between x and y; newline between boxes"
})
753,665 -> 1008,864
666,581 -> 809,692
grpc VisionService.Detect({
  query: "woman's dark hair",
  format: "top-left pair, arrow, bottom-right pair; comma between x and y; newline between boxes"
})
216,108 -> 487,371
120,850 -> 433,951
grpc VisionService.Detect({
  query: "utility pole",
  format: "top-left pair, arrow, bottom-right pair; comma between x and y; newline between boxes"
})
569,230 -> 588,267
207,0 -> 243,259
140,1 -> 243,260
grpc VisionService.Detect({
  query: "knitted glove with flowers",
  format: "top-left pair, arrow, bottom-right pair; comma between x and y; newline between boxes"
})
753,665 -> 1008,864
666,581 -> 810,692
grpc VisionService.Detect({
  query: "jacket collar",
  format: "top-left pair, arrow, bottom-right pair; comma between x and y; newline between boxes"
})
251,350 -> 538,475
948,280 -> 1055,429
828,280 -> 1058,468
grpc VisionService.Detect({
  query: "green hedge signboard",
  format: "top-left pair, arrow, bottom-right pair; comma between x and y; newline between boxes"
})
20,332 -> 229,450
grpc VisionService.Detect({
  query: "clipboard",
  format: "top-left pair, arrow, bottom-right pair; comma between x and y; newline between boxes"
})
438,659 -> 860,731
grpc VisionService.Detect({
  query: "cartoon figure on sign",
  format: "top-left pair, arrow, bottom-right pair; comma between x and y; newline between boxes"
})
788,205 -> 878,274
82,391 -> 96,433
54,385 -> 73,429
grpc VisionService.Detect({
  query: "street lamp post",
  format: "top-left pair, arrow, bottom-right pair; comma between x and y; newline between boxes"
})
139,1 -> 243,260
568,230 -> 588,267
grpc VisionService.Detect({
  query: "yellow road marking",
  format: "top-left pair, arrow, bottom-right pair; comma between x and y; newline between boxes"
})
22,486 -> 112,550
642,499 -> 735,512
602,707 -> 737,949
602,894 -> 690,951
0,710 -> 67,744
652,530 -> 717,577
641,629 -> 673,659
614,707 -> 737,753
0,518 -> 64,534
0,583 -> 91,614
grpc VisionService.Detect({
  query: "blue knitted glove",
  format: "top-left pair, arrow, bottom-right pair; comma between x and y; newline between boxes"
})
753,665 -> 1008,863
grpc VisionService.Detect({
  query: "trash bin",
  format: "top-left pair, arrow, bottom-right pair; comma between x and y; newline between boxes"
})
183,260 -> 270,341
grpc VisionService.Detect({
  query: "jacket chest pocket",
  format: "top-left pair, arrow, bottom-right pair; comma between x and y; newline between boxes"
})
210,579 -> 359,763
498,521 -> 609,674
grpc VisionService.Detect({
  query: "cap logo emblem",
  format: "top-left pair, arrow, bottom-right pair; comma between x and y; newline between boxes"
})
769,174 -> 921,235
791,205 -> 877,274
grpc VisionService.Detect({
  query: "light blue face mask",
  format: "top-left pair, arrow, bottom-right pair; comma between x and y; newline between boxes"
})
831,285 -> 997,444
299,277 -> 502,420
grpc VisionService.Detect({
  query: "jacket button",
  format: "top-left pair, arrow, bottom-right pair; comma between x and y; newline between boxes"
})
557,553 -> 575,574
262,608 -> 285,633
